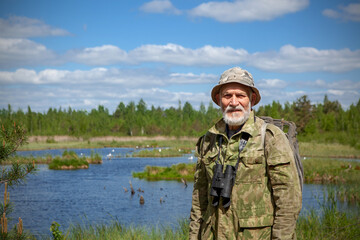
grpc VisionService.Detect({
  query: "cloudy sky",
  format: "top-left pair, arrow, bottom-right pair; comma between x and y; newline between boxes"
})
0,0 -> 359,113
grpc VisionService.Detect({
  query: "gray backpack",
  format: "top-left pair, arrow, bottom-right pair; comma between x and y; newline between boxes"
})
260,116 -> 304,191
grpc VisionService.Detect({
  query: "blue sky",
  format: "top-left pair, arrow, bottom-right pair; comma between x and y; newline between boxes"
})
0,0 -> 359,113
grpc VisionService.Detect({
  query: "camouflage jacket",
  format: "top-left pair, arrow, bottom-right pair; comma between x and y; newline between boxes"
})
189,111 -> 302,240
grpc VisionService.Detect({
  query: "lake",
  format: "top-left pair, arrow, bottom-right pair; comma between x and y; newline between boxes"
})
2,148 -> 336,238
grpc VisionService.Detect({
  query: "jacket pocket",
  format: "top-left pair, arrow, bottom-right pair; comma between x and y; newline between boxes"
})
236,154 -> 265,184
203,151 -> 219,180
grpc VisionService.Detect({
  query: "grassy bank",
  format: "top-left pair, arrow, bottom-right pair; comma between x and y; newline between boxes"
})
303,158 -> 360,184
302,158 -> 360,205
57,219 -> 190,240
133,163 -> 196,181
299,142 -> 360,158
19,136 -> 198,152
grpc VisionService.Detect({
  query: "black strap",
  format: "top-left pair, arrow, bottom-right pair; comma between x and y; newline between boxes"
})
215,136 -> 223,165
235,133 -> 249,171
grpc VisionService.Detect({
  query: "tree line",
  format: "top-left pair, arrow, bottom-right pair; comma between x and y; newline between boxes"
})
1,95 -> 359,148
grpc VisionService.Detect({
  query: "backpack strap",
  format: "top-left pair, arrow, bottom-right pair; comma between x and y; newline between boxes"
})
261,122 -> 268,147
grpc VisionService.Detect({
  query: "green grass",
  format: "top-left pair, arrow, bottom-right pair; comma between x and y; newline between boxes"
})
334,184 -> 360,205
44,219 -> 190,240
48,150 -> 103,170
299,142 -> 360,158
296,190 -> 360,240
303,158 -> 360,184
133,163 -> 196,181
49,157 -> 89,170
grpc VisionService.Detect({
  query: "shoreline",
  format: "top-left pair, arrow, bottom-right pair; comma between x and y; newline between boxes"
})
27,135 -> 198,143
19,135 -> 198,152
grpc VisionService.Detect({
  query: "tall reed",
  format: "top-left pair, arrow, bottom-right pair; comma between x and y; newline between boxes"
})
296,189 -> 360,239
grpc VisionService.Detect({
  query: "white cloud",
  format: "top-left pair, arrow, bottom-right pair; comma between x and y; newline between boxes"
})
169,72 -> 217,84
0,38 -> 59,68
140,0 -> 182,15
329,79 -> 360,90
0,67 -> 214,112
0,67 -> 215,87
0,82 -> 209,113
66,45 -> 128,65
255,76 -> 360,109
1,40 -> 360,73
323,3 -> 360,22
1,66 -> 359,112
188,0 -> 309,22
129,44 -> 249,66
257,78 -> 288,89
303,79 -> 360,91
63,43 -> 249,66
0,16 -> 70,38
248,45 -> 360,72
328,89 -> 345,96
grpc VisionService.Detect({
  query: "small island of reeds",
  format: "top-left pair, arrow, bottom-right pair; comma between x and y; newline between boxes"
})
49,150 -> 89,170
132,163 -> 196,181
49,150 -> 102,170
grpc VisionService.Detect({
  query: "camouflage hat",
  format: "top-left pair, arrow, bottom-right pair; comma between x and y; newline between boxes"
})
211,67 -> 261,106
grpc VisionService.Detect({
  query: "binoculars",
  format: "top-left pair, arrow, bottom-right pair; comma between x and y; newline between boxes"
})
210,163 -> 236,208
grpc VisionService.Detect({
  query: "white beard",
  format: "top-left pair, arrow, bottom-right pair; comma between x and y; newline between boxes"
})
222,101 -> 251,127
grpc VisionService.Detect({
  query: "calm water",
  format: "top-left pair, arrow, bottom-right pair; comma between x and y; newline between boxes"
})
1,148 -> 339,237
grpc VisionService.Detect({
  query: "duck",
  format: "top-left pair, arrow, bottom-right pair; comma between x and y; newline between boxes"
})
140,195 -> 145,205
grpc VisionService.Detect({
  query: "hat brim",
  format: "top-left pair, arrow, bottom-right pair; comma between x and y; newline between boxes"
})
211,81 -> 261,106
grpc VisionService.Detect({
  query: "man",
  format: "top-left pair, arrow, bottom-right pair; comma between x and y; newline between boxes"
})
189,67 -> 302,240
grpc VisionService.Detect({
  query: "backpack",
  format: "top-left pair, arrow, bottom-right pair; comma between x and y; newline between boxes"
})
259,116 -> 304,191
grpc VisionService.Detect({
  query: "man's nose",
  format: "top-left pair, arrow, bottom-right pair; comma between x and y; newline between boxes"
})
230,95 -> 239,106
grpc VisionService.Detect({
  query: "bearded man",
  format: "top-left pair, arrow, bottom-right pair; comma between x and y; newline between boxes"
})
189,67 -> 302,240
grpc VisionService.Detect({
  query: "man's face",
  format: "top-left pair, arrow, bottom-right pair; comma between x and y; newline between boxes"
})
216,83 -> 254,128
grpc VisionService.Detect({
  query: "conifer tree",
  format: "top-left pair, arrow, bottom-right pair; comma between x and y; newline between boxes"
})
0,120 -> 36,239
0,120 -> 36,186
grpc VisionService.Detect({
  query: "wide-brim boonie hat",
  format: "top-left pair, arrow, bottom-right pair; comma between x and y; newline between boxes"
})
211,67 -> 261,106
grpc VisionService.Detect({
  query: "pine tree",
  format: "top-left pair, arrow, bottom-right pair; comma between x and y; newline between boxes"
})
0,120 -> 36,239
0,121 -> 36,185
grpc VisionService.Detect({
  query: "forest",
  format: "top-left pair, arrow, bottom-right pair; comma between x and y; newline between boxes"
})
1,95 -> 359,149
